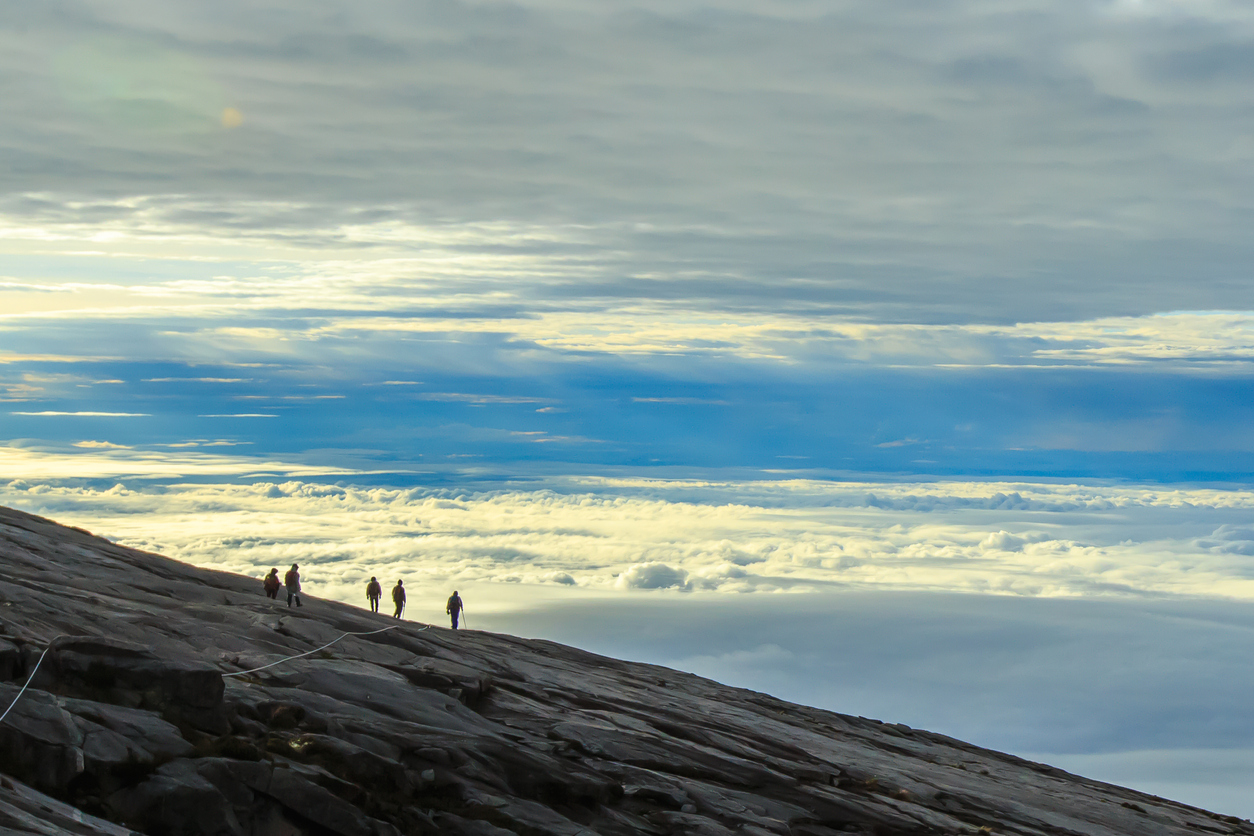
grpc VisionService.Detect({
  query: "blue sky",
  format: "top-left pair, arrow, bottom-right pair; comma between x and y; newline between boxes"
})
4,0 -> 1254,817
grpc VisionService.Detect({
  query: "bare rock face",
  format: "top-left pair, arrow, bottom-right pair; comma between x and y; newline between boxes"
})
31,637 -> 229,735
0,773 -> 136,836
0,504 -> 1251,836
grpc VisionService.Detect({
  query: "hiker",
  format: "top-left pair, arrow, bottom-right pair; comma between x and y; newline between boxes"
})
446,590 -> 463,630
263,568 -> 281,600
366,576 -> 382,613
392,579 -> 405,619
285,563 -> 302,608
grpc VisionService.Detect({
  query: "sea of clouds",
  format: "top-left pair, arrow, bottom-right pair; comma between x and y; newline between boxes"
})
6,463 -> 1254,606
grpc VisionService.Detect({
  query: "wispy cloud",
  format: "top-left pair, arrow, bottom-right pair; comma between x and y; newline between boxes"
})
632,397 -> 731,405
0,281 -> 74,293
142,377 -> 252,383
237,395 -> 342,401
417,393 -> 554,404
10,411 -> 149,417
0,353 -> 119,364
162,439 -> 252,448
0,444 -> 370,480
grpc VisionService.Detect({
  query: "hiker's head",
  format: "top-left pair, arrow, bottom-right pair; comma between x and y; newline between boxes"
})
291,563 -> 299,570
397,579 -> 403,585
370,576 -> 377,582
453,590 -> 458,596
269,568 -> 277,574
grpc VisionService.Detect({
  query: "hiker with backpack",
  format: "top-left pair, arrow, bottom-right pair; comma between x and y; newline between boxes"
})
285,564 -> 302,608
366,576 -> 382,613
446,590 -> 463,630
263,568 -> 281,600
392,579 -> 406,619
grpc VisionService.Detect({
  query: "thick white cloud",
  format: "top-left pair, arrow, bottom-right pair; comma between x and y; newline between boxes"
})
615,562 -> 689,590
1196,524 -> 1254,555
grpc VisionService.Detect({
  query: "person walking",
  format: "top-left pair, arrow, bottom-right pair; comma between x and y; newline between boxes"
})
446,590 -> 463,630
366,576 -> 382,613
263,568 -> 281,600
391,579 -> 406,619
284,563 -> 302,608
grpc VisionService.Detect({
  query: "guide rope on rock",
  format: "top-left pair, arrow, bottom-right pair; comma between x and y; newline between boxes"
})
0,634 -> 66,725
222,622 -> 429,677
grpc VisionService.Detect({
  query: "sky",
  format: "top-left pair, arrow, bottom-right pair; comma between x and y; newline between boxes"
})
3,0 -> 1254,818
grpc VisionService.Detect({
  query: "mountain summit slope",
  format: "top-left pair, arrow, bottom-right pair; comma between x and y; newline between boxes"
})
0,505 -> 1247,836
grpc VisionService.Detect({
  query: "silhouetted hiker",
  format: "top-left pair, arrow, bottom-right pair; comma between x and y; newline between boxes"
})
446,591 -> 463,630
263,568 -> 281,600
366,576 -> 382,613
285,564 -> 302,608
392,580 -> 405,618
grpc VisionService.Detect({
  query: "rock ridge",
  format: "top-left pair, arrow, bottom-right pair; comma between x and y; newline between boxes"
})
0,504 -> 1249,836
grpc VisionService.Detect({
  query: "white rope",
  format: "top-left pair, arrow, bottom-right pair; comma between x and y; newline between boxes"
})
0,636 -> 64,725
223,622 -> 428,677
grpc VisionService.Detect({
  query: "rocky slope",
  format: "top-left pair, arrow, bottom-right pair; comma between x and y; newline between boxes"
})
0,505 -> 1249,836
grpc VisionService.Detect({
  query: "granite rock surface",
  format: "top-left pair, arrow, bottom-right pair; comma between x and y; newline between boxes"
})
0,505 -> 1249,836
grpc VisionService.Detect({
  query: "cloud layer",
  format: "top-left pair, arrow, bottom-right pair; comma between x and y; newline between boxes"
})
5,461 -> 1254,607
4,0 -> 1254,322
